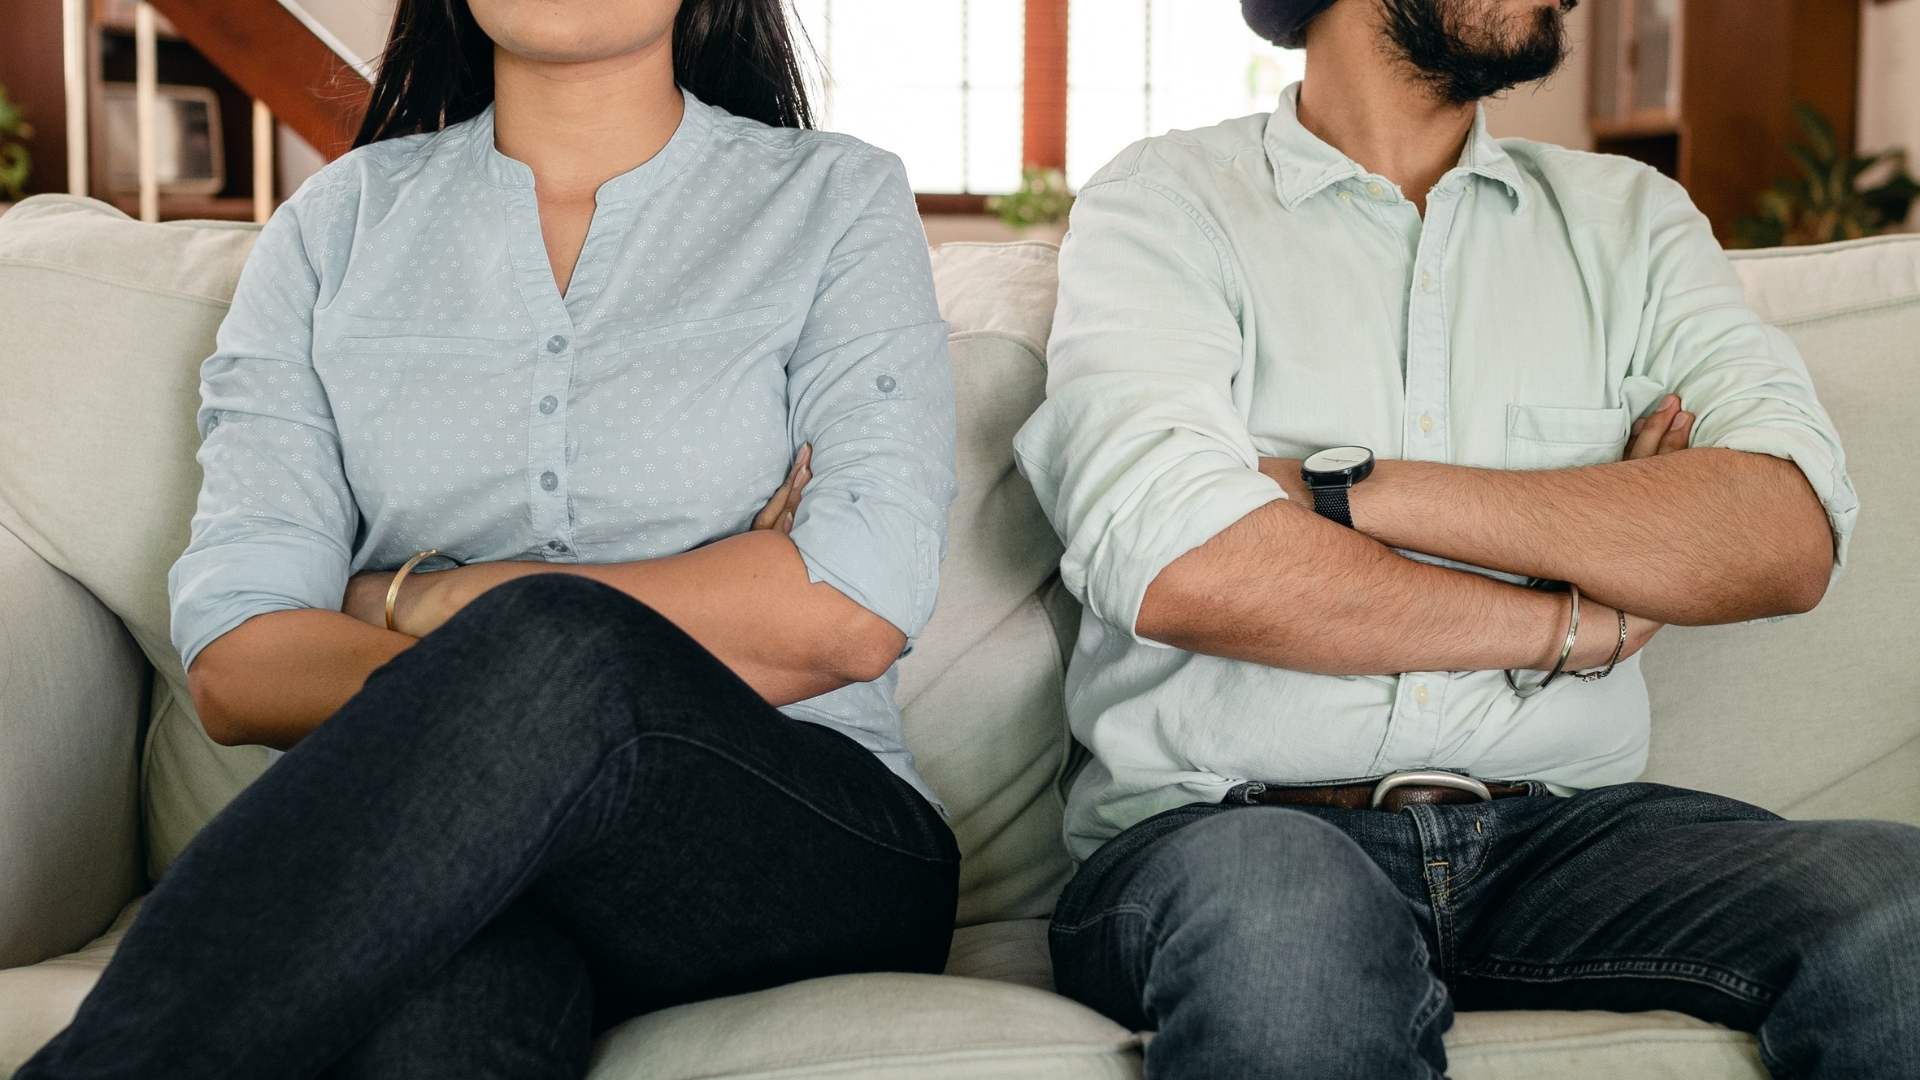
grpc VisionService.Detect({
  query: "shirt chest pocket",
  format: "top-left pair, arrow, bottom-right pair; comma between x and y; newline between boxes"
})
1504,403 -> 1630,470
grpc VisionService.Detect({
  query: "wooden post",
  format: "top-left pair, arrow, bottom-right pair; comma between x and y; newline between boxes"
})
135,2 -> 159,222
61,0 -> 89,196
252,99 -> 273,223
1023,0 -> 1069,170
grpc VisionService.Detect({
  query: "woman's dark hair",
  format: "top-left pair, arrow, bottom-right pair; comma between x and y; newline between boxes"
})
352,0 -> 814,148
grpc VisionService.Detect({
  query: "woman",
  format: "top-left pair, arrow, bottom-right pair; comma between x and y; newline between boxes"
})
20,1 -> 959,1076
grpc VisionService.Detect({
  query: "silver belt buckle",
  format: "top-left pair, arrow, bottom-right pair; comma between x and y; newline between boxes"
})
1369,770 -> 1493,809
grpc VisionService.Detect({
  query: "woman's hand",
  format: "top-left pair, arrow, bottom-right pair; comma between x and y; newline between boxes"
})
1627,394 -> 1693,459
752,443 -> 812,534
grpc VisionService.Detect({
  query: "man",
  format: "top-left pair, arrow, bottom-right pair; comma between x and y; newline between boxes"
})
1012,0 -> 1920,1076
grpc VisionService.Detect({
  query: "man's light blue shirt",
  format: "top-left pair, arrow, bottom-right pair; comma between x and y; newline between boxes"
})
1014,83 -> 1859,860
167,91 -> 957,810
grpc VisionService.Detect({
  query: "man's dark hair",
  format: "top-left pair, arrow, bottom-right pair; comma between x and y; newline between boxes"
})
1242,0 -> 1339,49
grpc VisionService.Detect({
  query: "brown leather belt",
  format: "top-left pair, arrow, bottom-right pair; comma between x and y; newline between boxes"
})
1247,774 -> 1533,814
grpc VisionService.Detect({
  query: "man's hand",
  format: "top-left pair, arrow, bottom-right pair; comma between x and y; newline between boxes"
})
751,443 -> 812,535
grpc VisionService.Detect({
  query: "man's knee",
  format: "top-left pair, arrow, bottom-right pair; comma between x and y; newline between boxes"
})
1797,822 -> 1920,965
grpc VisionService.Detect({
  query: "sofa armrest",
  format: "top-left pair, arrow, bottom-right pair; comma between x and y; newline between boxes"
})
0,524 -> 146,970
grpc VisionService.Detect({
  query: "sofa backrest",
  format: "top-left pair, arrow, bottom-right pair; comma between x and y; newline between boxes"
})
1,197 -> 1914,929
1640,236 -> 1920,826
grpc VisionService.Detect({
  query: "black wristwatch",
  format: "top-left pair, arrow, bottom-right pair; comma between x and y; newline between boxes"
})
1301,446 -> 1376,528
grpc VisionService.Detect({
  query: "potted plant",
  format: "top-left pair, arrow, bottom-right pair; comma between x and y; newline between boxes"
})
0,82 -> 32,206
1735,103 -> 1919,248
988,167 -> 1073,244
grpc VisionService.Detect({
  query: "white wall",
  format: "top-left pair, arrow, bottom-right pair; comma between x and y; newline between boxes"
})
277,0 -> 390,74
1860,0 -> 1920,229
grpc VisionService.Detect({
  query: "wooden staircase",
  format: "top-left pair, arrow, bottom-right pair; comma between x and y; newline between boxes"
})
145,0 -> 371,161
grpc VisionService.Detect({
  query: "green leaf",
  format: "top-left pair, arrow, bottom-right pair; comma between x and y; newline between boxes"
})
1795,101 -> 1837,161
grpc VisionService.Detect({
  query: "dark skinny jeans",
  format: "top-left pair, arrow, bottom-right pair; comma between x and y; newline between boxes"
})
21,573 -> 960,1078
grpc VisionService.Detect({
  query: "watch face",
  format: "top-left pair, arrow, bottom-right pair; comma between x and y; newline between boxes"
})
1304,446 -> 1373,475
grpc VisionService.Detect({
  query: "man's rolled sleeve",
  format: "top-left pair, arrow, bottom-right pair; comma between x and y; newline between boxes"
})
166,180 -> 359,673
1636,180 -> 1860,602
785,153 -> 957,647
1012,168 -> 1284,644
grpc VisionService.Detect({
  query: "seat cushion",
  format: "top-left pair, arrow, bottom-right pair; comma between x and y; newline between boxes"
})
1446,1010 -> 1764,1079
2,905 -> 1762,1079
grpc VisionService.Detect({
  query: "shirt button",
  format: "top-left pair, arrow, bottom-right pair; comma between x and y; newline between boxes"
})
539,470 -> 558,492
1415,684 -> 1431,706
1420,271 -> 1436,292
1367,182 -> 1385,198
1419,414 -> 1435,433
545,334 -> 568,354
547,539 -> 568,552
875,374 -> 896,393
538,395 -> 558,415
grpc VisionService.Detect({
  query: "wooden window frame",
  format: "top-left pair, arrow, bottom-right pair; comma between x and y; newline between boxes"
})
916,0 -> 1067,215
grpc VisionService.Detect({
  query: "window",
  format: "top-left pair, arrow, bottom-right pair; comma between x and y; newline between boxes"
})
793,0 -> 1304,197
1067,1 -> 1305,186
793,0 -> 1026,194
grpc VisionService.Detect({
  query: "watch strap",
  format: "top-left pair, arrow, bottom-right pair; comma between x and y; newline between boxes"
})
1311,484 -> 1354,528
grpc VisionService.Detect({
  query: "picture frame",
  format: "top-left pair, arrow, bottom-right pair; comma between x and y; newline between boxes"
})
101,82 -> 224,195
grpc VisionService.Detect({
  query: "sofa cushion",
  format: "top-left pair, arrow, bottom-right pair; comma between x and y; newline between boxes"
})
0,195 -> 277,881
905,248 -> 1077,921
0,901 -> 1767,1080
1639,236 -> 1920,827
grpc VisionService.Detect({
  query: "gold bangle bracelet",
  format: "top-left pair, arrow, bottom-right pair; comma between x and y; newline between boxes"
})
385,548 -> 441,632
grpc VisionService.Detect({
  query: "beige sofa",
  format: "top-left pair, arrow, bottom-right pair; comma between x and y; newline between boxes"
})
1,194 -> 1915,1078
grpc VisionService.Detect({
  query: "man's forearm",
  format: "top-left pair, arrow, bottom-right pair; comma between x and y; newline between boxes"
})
1138,496 -> 1623,675
408,531 -> 905,707
1334,449 -> 1833,625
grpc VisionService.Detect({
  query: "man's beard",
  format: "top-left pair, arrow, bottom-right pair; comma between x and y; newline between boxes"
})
1381,0 -> 1575,106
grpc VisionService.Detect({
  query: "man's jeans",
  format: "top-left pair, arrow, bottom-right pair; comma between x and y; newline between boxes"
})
1051,781 -> 1920,1079
20,574 -> 960,1079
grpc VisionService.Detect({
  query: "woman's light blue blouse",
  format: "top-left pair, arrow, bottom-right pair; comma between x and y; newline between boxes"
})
165,91 -> 958,809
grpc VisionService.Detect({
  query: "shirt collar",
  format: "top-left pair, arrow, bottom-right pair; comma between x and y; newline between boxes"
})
462,88 -> 716,202
1264,81 -> 1528,214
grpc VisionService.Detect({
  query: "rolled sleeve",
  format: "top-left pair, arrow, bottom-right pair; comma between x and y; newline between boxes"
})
1012,170 -> 1284,643
1636,181 -> 1860,606
785,153 -> 957,646
166,181 -> 358,672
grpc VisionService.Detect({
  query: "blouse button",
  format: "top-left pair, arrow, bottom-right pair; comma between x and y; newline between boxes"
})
538,395 -> 558,414
875,374 -> 896,393
545,335 -> 568,354
540,470 -> 559,492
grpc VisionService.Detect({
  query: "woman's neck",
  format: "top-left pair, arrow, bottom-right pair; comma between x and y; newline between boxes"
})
490,38 -> 684,203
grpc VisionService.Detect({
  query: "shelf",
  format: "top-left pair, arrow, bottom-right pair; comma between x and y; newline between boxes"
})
104,193 -> 257,221
1591,110 -> 1680,141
